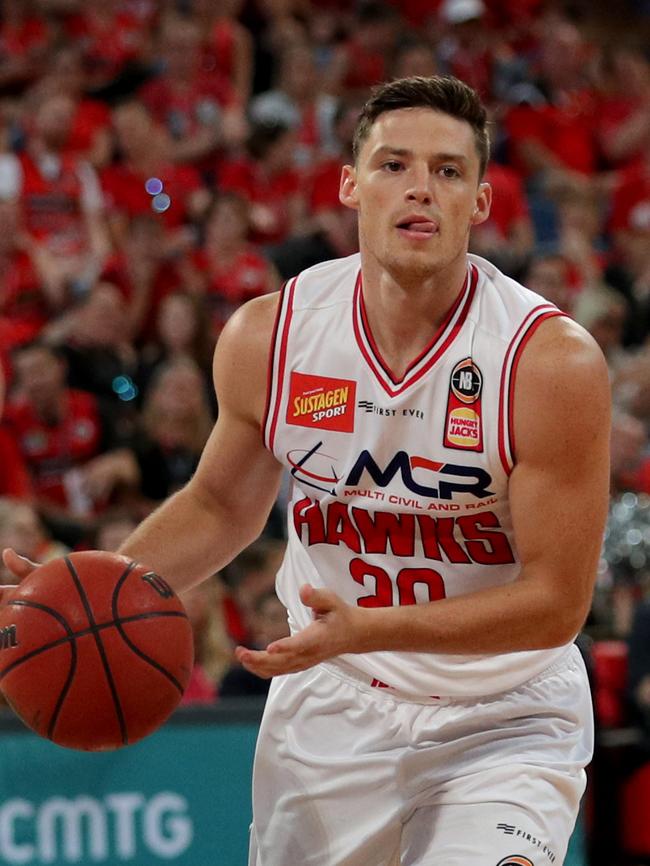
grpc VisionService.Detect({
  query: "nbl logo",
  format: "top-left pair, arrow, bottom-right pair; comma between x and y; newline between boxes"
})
141,572 -> 175,599
451,358 -> 482,404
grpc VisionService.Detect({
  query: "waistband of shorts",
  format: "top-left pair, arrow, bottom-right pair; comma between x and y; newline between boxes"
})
320,644 -> 582,707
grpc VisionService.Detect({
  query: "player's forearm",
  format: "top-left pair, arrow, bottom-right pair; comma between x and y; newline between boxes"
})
118,479 -> 266,594
352,570 -> 592,655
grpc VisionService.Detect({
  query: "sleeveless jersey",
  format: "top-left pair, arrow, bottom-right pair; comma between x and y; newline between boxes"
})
264,252 -> 569,698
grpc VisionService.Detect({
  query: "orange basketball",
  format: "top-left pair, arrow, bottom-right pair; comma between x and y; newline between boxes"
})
0,551 -> 194,751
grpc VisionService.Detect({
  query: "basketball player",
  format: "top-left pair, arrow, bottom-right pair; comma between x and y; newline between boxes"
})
3,76 -> 610,865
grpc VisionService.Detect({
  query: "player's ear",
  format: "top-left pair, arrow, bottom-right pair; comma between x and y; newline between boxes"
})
471,181 -> 491,226
339,164 -> 359,211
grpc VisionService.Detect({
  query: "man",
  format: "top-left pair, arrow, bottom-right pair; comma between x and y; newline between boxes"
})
3,77 -> 610,865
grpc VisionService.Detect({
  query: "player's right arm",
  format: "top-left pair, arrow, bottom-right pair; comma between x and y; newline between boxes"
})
116,293 -> 283,592
2,293 -> 284,597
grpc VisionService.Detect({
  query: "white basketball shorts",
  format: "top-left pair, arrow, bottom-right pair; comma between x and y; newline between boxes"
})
248,644 -> 593,866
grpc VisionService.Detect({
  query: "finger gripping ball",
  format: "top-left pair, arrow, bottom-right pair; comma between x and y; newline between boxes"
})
0,551 -> 194,751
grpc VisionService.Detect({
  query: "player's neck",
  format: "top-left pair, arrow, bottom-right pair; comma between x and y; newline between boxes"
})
359,255 -> 469,381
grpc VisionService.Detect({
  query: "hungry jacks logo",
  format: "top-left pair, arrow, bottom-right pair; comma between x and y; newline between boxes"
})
287,372 -> 356,433
444,358 -> 483,451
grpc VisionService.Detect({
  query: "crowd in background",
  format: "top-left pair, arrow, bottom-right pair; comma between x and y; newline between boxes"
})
0,0 -> 648,715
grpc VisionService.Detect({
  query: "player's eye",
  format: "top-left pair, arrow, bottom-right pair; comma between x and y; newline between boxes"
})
439,166 -> 460,178
382,160 -> 403,172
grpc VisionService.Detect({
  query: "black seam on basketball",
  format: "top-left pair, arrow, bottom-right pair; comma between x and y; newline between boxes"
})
0,599 -> 78,741
0,599 -> 75,680
0,610 -> 188,678
111,562 -> 186,695
65,556 -> 130,746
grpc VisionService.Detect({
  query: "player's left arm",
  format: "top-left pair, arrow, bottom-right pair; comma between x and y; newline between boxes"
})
237,316 -> 611,676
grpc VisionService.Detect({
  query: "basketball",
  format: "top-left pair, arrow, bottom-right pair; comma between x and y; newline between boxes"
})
0,551 -> 194,751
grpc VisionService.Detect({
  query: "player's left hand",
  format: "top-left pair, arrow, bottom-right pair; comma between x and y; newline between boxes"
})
234,585 -> 361,678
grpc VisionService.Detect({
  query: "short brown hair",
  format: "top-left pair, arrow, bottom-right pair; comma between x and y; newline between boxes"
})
352,75 -> 490,178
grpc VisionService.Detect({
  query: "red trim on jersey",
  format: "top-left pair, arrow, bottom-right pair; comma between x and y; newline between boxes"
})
261,284 -> 286,447
353,265 -> 478,397
497,307 -> 565,474
265,277 -> 297,452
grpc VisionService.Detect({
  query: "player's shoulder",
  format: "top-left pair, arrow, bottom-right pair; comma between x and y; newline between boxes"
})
290,253 -> 361,310
515,313 -> 610,416
217,291 -> 280,362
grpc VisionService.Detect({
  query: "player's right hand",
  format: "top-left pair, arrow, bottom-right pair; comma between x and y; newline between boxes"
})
0,548 -> 39,600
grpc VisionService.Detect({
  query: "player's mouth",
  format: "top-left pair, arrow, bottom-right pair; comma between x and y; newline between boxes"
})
395,215 -> 439,240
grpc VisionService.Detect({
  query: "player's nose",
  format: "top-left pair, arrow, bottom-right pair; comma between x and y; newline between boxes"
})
404,167 -> 433,205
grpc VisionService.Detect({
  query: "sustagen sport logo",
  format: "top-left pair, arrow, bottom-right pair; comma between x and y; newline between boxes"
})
0,791 -> 193,864
286,371 -> 356,433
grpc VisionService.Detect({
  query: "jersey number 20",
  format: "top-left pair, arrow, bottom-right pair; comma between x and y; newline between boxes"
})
350,558 -> 446,607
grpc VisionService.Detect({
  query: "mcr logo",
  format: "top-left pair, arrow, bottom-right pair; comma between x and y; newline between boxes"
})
141,572 -> 175,599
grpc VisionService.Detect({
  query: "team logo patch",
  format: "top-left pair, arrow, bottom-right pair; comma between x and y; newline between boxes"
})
444,358 -> 483,451
496,857 -> 535,866
287,372 -> 356,433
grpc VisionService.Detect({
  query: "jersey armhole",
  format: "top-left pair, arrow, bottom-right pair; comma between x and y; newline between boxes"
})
498,307 -> 567,475
262,274 -> 298,453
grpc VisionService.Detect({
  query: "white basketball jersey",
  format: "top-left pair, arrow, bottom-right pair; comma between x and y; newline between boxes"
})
264,252 -> 570,698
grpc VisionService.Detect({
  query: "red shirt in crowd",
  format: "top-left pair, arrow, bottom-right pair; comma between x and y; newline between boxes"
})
16,151 -> 99,255
67,99 -> 111,160
64,10 -> 143,86
482,162 -> 530,239
218,157 -> 301,245
506,90 -> 599,177
139,72 -> 236,142
0,14 -> 50,60
192,247 -> 272,333
5,390 -> 103,510
0,249 -> 50,340
0,424 -> 32,499
609,162 -> 650,235
101,161 -> 203,229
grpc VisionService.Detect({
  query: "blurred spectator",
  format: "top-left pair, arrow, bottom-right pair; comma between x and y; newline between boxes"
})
573,281 -> 628,364
470,155 -> 534,277
101,214 -> 187,345
0,497 -> 68,583
219,588 -> 289,698
179,576 -> 233,705
504,18 -> 600,189
188,193 -> 279,336
436,0 -> 495,100
221,538 -> 286,643
325,1 -> 400,100
0,0 -> 53,95
4,340 -> 138,544
102,100 -> 210,245
523,253 -> 576,313
27,45 -> 113,168
0,198 -> 70,348
606,152 -> 650,342
270,99 -> 361,277
0,92 -> 111,300
0,356 -> 31,500
44,281 -> 140,438
391,38 -> 439,80
218,119 -> 305,245
136,290 -> 215,407
129,357 -> 214,512
62,0 -> 151,95
249,43 -> 338,169
193,0 -> 254,105
627,598 -> 650,735
553,184 -> 607,292
94,507 -> 138,551
596,44 -> 650,172
139,15 -> 246,168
